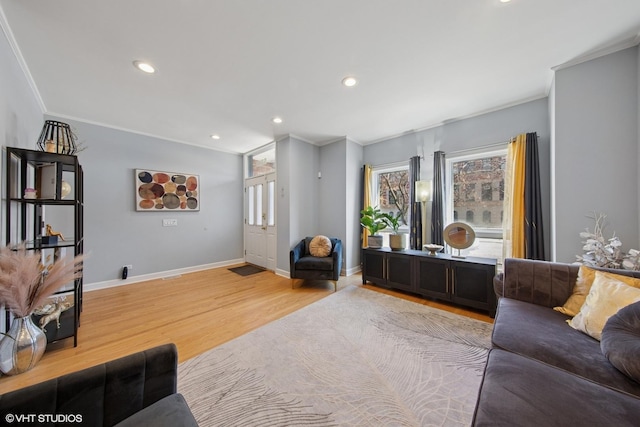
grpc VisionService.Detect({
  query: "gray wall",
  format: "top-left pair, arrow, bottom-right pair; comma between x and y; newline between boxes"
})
319,138 -> 346,249
0,26 -> 42,150
318,137 -> 364,274
364,98 -> 551,257
48,117 -> 244,285
552,46 -> 639,262
2,27 -> 245,287
345,138 -> 363,273
1,25 -> 43,258
276,135 -> 320,272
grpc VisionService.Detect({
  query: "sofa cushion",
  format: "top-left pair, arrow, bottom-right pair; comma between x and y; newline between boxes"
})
602,301 -> 640,384
473,349 -> 640,427
114,393 -> 198,427
309,235 -> 332,257
569,271 -> 640,340
492,297 -> 640,397
295,256 -> 334,271
555,266 -> 640,317
554,265 -> 596,316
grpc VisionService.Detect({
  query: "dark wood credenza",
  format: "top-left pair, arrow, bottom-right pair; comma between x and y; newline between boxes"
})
362,248 -> 497,317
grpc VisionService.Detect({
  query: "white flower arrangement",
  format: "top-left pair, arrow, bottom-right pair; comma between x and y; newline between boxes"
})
576,212 -> 639,270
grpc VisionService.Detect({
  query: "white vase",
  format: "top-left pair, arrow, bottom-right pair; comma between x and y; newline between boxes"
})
389,233 -> 407,251
0,315 -> 47,375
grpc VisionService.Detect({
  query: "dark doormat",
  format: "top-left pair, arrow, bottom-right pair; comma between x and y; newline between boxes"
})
228,264 -> 266,276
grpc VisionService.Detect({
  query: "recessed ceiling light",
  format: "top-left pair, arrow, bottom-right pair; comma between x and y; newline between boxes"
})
210,134 -> 220,140
342,76 -> 358,87
272,117 -> 283,124
499,0 -> 511,3
133,60 -> 156,74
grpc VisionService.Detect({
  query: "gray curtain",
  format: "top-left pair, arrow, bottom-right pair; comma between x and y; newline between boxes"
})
524,132 -> 545,260
431,151 -> 445,246
409,156 -> 422,250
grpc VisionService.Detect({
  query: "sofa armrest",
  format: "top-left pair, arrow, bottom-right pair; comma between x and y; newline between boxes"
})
331,239 -> 343,280
0,344 -> 179,427
493,272 -> 505,298
499,258 -> 579,308
289,239 -> 305,277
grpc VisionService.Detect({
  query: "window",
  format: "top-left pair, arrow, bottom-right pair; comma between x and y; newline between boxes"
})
466,210 -> 474,222
446,149 -> 507,261
371,163 -> 410,248
247,144 -> 275,178
464,183 -> 476,201
481,183 -> 492,201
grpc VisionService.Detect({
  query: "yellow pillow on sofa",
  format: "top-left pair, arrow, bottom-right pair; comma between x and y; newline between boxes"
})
568,271 -> 640,341
554,265 -> 596,316
554,266 -> 640,317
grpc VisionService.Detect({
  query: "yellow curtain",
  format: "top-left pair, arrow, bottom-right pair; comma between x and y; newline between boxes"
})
362,164 -> 373,248
503,135 -> 526,259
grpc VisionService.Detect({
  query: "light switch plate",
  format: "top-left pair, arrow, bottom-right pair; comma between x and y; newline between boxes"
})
162,218 -> 178,227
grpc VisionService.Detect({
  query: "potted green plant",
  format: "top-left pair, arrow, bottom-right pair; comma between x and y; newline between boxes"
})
382,211 -> 407,251
360,206 -> 387,248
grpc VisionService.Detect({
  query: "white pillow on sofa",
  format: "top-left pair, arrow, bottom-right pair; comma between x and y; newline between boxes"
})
569,271 -> 640,341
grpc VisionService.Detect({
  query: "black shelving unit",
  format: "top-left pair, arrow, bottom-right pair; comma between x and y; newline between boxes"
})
4,147 -> 83,346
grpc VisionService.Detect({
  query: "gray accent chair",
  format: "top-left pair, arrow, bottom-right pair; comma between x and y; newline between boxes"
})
290,237 -> 342,292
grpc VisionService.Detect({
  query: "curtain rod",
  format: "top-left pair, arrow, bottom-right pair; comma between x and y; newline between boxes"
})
437,140 -> 509,157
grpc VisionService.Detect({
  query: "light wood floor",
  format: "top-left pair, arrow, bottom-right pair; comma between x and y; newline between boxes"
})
0,265 -> 492,394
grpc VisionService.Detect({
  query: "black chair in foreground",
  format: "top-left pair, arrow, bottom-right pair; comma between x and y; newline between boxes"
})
0,343 -> 198,427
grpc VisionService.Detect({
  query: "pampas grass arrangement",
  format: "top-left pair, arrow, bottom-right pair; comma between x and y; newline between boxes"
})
0,245 -> 83,318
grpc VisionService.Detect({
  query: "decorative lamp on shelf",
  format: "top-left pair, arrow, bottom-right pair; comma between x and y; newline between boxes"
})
36,120 -> 78,155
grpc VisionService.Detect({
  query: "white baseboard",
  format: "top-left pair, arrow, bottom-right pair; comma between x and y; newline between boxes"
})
84,258 -> 245,292
275,268 -> 290,278
87,259 -> 361,292
345,265 -> 362,276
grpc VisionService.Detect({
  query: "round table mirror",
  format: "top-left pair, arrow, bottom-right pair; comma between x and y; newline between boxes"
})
443,222 -> 475,255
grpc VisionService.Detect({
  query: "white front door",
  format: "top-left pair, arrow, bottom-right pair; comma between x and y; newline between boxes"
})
244,173 -> 276,270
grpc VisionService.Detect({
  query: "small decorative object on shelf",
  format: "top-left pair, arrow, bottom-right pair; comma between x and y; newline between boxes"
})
60,180 -> 72,198
33,296 -> 73,333
36,120 -> 78,155
424,244 -> 444,255
0,245 -> 83,375
24,187 -> 37,199
45,224 -> 66,242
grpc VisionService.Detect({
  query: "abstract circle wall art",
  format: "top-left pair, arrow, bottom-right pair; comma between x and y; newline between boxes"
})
135,169 -> 200,211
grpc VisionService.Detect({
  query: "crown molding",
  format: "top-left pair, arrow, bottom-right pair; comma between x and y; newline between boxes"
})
552,35 -> 640,72
45,111 -> 242,155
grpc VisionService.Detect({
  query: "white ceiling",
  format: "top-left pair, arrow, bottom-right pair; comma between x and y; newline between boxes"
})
2,1 -> 640,154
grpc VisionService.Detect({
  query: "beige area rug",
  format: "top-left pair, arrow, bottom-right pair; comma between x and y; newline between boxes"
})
178,285 -> 493,426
